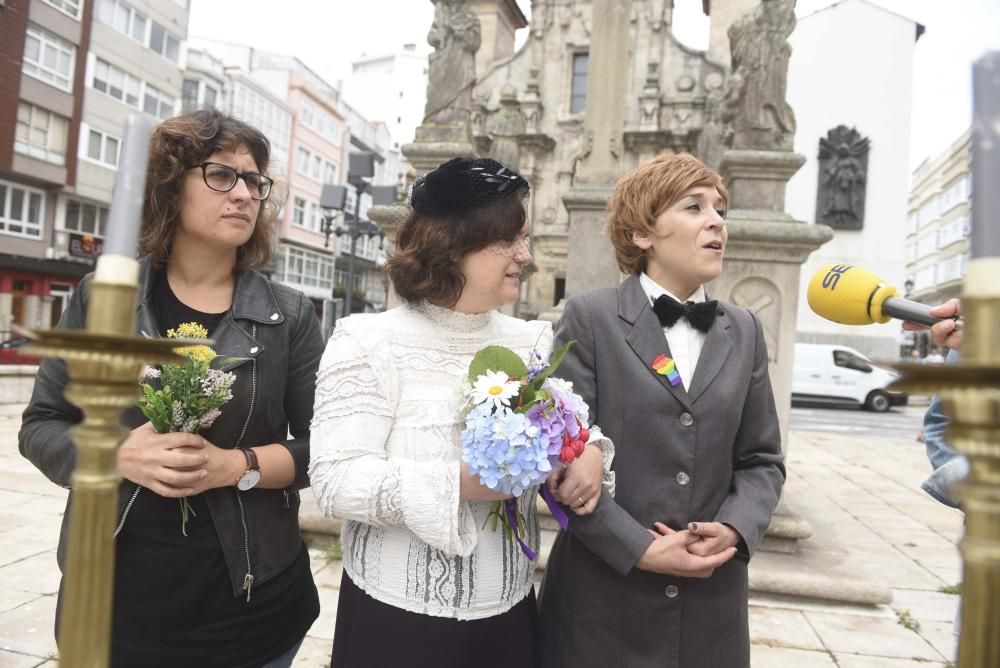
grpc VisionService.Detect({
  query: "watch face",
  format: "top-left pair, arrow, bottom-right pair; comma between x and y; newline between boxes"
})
237,469 -> 261,491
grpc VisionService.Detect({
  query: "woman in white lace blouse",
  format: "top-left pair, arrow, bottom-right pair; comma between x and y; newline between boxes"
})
309,158 -> 607,667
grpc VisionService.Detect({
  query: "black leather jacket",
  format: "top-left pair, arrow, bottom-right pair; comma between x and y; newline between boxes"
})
19,258 -> 325,598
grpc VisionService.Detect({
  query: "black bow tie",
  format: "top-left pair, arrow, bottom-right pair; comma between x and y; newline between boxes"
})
652,294 -> 719,332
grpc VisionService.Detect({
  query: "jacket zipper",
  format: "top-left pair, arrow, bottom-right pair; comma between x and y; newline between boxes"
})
234,323 -> 258,602
113,486 -> 142,538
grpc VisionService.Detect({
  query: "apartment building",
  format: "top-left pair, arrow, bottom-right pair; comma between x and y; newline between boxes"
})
0,0 -> 92,339
904,129 -> 971,352
0,0 -> 189,339
187,39 -> 405,320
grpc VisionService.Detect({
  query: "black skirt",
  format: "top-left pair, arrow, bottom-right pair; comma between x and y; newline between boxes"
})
332,571 -> 539,668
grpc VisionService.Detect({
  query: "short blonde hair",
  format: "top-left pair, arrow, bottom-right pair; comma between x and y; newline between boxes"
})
608,153 -> 729,274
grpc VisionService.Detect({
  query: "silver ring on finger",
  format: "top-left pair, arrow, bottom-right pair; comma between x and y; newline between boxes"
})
577,495 -> 585,507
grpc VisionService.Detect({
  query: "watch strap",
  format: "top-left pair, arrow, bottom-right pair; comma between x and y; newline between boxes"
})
239,447 -> 260,472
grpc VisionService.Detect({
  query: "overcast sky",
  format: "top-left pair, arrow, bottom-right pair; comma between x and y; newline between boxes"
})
189,0 -> 1000,171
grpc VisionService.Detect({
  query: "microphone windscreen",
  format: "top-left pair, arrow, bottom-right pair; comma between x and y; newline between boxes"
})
807,264 -> 897,325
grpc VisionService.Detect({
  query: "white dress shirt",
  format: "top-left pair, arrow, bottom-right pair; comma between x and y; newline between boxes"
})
639,272 -> 708,392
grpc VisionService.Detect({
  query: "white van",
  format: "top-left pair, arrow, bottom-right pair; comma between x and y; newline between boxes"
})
791,343 -> 908,412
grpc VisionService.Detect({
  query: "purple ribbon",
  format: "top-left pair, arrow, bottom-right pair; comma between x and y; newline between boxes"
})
540,485 -> 570,530
504,498 -> 537,561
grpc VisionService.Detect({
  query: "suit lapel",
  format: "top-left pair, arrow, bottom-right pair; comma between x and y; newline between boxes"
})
619,275 -> 693,412
687,305 -> 734,404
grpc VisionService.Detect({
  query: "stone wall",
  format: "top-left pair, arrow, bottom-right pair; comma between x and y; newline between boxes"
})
0,366 -> 38,406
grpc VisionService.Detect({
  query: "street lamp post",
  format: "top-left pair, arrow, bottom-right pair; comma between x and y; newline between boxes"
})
320,152 -> 398,318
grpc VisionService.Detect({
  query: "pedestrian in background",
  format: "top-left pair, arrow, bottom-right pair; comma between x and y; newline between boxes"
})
902,298 -> 966,508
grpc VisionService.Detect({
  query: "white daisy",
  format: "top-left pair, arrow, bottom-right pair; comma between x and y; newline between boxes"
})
470,370 -> 521,409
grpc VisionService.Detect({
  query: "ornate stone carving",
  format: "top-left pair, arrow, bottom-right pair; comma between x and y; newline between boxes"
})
424,0 -> 482,126
521,70 -> 544,134
729,277 -> 782,363
816,125 -> 870,230
487,85 -> 527,170
639,63 -> 662,130
722,0 -> 797,151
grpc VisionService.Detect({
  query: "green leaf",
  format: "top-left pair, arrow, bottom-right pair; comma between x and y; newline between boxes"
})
530,340 -> 575,390
468,345 -> 528,383
512,387 -> 537,414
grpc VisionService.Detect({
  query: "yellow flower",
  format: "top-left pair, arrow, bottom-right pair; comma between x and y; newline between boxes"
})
167,322 -> 209,340
175,344 -> 217,365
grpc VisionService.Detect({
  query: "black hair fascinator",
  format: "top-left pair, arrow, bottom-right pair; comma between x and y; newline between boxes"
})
410,157 -> 528,215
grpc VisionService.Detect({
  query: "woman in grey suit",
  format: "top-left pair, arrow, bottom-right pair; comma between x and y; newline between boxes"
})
538,153 -> 785,667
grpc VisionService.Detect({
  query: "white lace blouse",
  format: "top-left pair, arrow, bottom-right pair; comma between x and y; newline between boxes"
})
309,302 -> 554,620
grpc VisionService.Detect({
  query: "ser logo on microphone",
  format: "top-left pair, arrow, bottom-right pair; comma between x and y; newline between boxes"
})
821,264 -> 853,291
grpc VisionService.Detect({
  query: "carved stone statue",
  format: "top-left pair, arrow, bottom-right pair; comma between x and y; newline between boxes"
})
487,85 -> 526,170
816,125 -> 870,229
723,0 -> 797,150
424,0 -> 482,126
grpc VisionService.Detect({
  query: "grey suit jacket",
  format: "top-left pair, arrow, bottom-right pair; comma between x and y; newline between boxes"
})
538,275 -> 785,668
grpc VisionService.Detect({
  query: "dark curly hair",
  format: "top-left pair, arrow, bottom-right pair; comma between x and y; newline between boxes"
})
139,108 -> 281,270
386,185 -> 529,307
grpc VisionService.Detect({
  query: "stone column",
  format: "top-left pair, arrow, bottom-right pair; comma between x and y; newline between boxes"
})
561,0 -> 634,298
368,203 -> 410,310
711,151 -> 832,445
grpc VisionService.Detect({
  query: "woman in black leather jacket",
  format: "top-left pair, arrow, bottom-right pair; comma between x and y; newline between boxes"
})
19,109 -> 324,668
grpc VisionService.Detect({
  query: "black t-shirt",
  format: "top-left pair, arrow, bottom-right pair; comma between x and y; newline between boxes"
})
112,270 -> 318,668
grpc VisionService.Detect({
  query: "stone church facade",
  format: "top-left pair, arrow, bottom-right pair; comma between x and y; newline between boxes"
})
467,0 -> 760,318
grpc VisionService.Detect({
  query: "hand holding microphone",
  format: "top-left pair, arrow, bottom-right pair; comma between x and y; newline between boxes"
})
807,264 -> 964,349
902,298 -> 963,350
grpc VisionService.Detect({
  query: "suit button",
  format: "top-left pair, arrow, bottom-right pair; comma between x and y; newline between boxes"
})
679,412 -> 694,427
664,584 -> 679,598
676,471 -> 690,486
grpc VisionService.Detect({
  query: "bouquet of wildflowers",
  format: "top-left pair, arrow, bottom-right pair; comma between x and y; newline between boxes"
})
137,322 -> 238,535
460,341 -> 591,559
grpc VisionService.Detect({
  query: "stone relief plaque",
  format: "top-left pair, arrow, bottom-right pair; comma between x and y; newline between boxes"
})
730,277 -> 782,363
816,125 -> 870,230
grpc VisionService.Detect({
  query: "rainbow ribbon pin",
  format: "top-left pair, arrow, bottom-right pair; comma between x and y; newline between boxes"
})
652,354 -> 681,386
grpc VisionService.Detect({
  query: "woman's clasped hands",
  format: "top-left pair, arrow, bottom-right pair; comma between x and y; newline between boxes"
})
638,521 -> 740,578
116,422 -> 243,497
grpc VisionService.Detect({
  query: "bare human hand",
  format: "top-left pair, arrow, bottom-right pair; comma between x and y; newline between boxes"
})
901,298 -> 962,351
681,522 -> 741,557
459,462 -> 514,502
550,443 -> 603,515
116,422 -> 209,497
171,443 -> 246,495
636,522 -> 737,577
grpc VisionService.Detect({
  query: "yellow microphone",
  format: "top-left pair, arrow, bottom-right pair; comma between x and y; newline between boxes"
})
807,264 -> 963,328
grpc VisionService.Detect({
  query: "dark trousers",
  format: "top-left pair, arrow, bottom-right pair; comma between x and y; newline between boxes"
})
332,570 -> 539,668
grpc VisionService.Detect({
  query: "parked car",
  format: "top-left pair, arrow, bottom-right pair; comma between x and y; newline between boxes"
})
0,336 -> 40,365
792,343 -> 907,412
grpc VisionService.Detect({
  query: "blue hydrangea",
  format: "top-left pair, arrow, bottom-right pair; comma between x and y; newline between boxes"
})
461,403 -> 553,496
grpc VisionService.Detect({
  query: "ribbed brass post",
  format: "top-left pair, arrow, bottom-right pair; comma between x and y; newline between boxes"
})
26,279 -> 181,668
893,51 -> 1000,668
893,268 -> 1000,668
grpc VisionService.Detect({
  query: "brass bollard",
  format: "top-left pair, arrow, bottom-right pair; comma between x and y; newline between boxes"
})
27,275 -> 180,668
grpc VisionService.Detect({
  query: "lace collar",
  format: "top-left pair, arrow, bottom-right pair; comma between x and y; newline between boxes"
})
413,301 -> 493,332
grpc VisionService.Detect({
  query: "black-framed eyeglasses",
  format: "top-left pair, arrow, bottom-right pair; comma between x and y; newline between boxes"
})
192,162 -> 273,201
